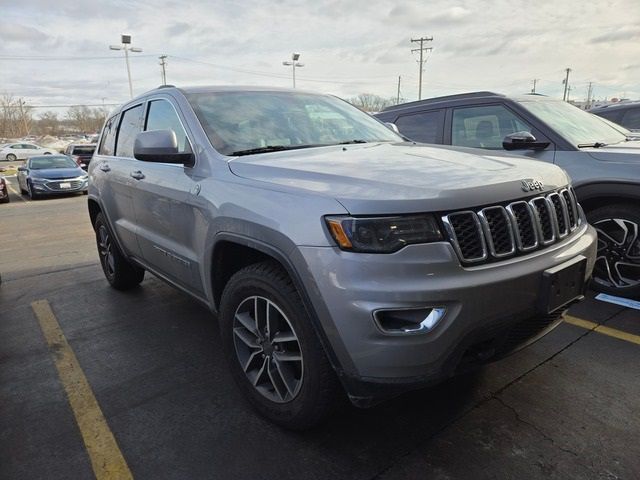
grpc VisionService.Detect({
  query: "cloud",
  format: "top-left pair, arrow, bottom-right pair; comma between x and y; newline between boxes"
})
3,24 -> 50,44
590,26 -> 640,43
389,5 -> 471,27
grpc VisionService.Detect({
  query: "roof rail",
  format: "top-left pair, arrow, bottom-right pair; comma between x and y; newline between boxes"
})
382,91 -> 503,112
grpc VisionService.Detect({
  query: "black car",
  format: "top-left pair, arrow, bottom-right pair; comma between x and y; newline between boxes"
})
64,143 -> 97,170
590,102 -> 640,132
376,92 -> 640,298
17,155 -> 88,200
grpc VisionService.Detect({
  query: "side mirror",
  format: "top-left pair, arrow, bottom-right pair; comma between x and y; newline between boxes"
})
502,131 -> 550,151
17,166 -> 26,172
385,122 -> 400,134
133,130 -> 194,166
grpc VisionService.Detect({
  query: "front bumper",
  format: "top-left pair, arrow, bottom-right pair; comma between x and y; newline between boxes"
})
31,177 -> 88,194
294,223 -> 597,401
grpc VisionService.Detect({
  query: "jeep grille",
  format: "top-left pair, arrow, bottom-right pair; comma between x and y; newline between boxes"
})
443,188 -> 581,264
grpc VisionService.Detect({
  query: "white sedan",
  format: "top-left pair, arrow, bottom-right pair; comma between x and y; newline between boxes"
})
1,143 -> 58,161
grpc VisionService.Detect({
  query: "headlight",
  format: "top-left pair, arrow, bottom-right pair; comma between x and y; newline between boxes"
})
325,214 -> 443,253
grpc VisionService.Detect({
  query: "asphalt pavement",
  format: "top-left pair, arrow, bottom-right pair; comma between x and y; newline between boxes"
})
1,175 -> 639,480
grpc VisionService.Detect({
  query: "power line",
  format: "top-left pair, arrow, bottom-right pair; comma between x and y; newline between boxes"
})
0,54 -> 159,61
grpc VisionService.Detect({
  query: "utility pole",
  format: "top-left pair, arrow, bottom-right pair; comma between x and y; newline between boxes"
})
109,34 -> 143,99
531,79 -> 539,94
567,85 -> 572,102
18,99 -> 29,136
562,68 -> 571,102
586,82 -> 593,108
159,55 -> 168,85
282,53 -> 304,88
396,76 -> 401,104
411,36 -> 433,100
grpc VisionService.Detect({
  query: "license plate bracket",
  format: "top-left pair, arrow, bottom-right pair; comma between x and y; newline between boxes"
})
538,255 -> 587,314
59,182 -> 71,189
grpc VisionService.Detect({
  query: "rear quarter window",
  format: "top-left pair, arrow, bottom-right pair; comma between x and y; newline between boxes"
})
98,115 -> 119,156
394,110 -> 444,144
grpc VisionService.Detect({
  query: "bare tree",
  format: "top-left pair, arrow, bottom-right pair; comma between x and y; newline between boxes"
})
347,93 -> 397,113
36,111 -> 60,136
67,106 -> 107,134
0,94 -> 33,138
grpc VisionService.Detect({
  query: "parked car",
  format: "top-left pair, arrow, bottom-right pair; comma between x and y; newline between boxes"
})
376,92 -> 640,297
64,143 -> 97,170
17,155 -> 88,199
1,143 -> 57,161
0,176 -> 10,203
88,86 -> 596,428
591,102 -> 640,132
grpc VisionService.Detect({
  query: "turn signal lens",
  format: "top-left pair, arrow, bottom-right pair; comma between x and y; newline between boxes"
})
327,219 -> 353,249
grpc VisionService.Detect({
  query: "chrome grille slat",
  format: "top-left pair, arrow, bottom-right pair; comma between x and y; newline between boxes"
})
443,187 -> 583,265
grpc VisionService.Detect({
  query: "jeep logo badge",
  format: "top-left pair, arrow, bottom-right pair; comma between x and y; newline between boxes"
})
521,179 -> 544,192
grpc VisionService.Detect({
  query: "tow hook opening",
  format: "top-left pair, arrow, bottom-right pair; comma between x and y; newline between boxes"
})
374,307 -> 446,335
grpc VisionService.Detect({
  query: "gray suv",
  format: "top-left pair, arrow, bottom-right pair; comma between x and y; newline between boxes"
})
88,86 -> 596,428
376,92 -> 640,297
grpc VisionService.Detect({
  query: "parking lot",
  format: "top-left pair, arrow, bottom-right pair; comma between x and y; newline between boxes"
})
1,173 -> 639,480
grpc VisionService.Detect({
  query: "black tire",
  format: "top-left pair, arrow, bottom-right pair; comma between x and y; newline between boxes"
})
93,212 -> 145,290
219,261 -> 340,430
0,194 -> 9,204
588,204 -> 640,298
27,181 -> 39,200
6,153 -> 17,161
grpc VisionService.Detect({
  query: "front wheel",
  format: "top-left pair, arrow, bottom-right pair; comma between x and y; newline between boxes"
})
94,212 -> 144,290
219,261 -> 340,430
588,204 -> 640,299
27,181 -> 39,200
6,153 -> 17,161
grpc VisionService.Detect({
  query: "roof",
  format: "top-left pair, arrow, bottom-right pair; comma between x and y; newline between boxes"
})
380,91 -> 554,114
590,101 -> 640,112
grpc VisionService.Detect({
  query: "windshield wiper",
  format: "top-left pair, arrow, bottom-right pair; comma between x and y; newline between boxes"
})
577,142 -> 607,148
337,139 -> 369,145
230,145 -> 320,156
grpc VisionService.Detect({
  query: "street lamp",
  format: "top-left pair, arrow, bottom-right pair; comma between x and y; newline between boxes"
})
282,53 -> 304,88
109,34 -> 143,99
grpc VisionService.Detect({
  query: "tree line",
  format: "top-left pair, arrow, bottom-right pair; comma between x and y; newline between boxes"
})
0,94 -> 108,139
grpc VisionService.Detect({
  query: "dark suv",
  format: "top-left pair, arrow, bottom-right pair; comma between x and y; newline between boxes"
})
591,102 -> 640,132
64,143 -> 97,170
376,92 -> 640,297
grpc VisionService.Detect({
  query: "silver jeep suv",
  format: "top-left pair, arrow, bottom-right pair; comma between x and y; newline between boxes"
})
88,86 -> 597,429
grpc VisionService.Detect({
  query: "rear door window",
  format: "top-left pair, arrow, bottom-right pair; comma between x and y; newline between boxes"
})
145,100 -> 192,153
451,105 -> 532,149
115,104 -> 144,158
394,110 -> 444,144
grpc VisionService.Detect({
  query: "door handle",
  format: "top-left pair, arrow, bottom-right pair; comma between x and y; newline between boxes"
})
130,170 -> 145,180
100,164 -> 111,172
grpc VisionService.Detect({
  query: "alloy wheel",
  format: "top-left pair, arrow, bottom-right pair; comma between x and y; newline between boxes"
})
97,225 -> 116,277
232,295 -> 304,403
593,218 -> 640,289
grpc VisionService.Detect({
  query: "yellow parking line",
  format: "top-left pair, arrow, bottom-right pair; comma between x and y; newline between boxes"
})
31,300 -> 133,480
565,315 -> 640,346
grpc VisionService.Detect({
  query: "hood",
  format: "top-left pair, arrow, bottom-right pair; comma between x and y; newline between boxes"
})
228,142 -> 569,214
585,140 -> 640,162
31,168 -> 85,179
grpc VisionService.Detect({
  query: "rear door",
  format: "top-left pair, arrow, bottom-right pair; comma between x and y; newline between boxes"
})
132,98 -> 204,294
95,105 -> 145,259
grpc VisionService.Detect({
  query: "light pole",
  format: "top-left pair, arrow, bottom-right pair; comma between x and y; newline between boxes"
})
283,53 -> 304,88
109,34 -> 143,99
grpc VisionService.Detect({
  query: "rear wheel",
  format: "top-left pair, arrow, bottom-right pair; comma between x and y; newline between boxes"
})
219,261 -> 340,430
6,153 -> 16,161
588,204 -> 640,298
94,212 -> 145,290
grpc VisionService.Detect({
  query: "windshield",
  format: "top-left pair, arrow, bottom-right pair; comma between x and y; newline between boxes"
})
519,99 -> 627,147
186,91 -> 402,156
30,156 -> 78,169
72,146 -> 96,155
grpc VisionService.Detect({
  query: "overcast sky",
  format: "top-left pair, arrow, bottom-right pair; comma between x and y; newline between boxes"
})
1,0 -> 639,113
